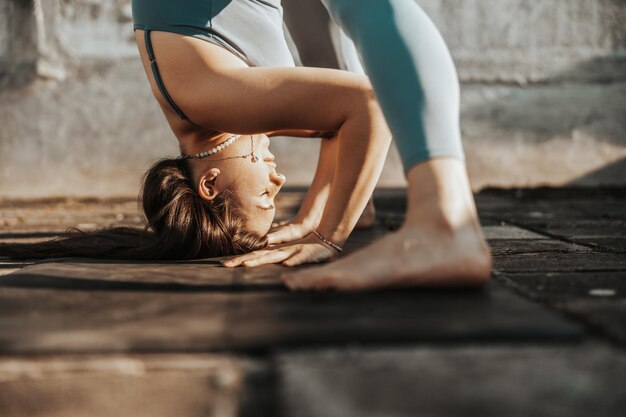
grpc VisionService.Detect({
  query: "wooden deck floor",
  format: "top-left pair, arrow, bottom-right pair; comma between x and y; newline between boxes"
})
0,187 -> 624,417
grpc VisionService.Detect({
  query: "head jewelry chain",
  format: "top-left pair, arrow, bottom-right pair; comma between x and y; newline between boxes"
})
177,135 -> 259,163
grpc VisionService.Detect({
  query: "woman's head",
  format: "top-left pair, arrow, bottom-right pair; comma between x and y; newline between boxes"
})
143,134 -> 285,258
184,134 -> 286,237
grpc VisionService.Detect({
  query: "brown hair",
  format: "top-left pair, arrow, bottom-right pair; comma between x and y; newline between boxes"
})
0,159 -> 268,260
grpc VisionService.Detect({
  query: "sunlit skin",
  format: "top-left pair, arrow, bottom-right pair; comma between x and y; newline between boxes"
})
186,132 -> 374,239
134,29 -> 491,290
188,133 -> 286,236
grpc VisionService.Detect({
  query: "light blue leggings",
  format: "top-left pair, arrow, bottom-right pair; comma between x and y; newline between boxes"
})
321,0 -> 465,171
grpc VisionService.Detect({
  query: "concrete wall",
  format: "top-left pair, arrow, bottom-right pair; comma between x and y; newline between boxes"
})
0,0 -> 625,198
424,0 -> 626,83
0,0 -> 38,88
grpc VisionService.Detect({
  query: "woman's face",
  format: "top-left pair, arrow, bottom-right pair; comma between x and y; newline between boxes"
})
193,134 -> 286,236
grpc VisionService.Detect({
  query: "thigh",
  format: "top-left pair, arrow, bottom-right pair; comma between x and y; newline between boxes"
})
321,0 -> 465,168
138,30 -> 373,134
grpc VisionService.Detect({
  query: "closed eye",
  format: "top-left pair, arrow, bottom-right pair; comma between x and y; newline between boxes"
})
260,191 -> 270,196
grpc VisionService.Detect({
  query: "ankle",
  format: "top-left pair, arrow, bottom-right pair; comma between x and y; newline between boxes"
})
405,187 -> 476,229
403,158 -> 479,230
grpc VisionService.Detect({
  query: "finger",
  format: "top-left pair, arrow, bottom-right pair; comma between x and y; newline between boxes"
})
222,250 -> 271,267
279,248 -> 308,267
241,248 -> 297,267
282,251 -> 310,267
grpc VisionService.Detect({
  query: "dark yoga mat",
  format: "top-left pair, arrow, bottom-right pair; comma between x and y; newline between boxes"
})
0,256 -> 582,355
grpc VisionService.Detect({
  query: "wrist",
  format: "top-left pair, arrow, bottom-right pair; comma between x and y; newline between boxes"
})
315,223 -> 350,247
311,229 -> 343,256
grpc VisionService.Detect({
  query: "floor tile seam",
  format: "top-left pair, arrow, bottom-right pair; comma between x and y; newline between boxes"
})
497,270 -> 626,276
494,273 -> 612,344
492,249 -> 593,255
548,309 -> 626,349
492,270 -> 623,300
495,267 -> 626,273
495,271 -> 626,347
502,219 -> 626,254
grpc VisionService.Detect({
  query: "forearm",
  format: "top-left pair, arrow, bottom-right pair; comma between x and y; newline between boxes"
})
293,135 -> 338,227
316,101 -> 391,245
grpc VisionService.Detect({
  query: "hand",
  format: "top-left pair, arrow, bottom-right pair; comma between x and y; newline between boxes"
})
267,218 -> 316,245
222,234 -> 337,268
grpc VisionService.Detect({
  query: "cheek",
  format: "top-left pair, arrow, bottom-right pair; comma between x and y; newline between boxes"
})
237,165 -> 271,194
235,195 -> 275,236
247,210 -> 275,237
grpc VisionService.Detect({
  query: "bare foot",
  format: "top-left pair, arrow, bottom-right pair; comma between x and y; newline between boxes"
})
282,158 -> 492,291
282,219 -> 491,291
355,197 -> 376,229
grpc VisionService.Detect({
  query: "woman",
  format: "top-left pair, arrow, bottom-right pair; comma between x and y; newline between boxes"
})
134,0 -> 492,285
132,0 -> 394,265
0,0 -> 392,263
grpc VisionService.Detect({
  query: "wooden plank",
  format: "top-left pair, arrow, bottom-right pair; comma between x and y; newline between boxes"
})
488,239 -> 591,256
483,225 -> 548,240
494,252 -> 626,272
583,238 -> 626,253
498,271 -> 626,300
0,355 -> 245,417
278,345 -> 626,417
476,189 -> 626,228
511,220 -> 626,240
510,222 -> 626,253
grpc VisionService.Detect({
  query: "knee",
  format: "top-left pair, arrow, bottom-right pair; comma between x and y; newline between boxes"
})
351,77 -> 388,130
356,75 -> 376,102
349,75 -> 377,111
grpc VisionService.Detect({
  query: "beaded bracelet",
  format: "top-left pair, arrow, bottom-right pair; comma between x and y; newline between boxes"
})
312,230 -> 343,254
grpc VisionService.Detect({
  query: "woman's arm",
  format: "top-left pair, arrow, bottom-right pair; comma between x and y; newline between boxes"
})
227,96 -> 391,266
311,99 -> 390,248
137,31 -> 390,266
266,129 -> 336,138
227,98 -> 390,266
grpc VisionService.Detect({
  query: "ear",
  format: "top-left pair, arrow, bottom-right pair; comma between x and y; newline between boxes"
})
197,168 -> 222,202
